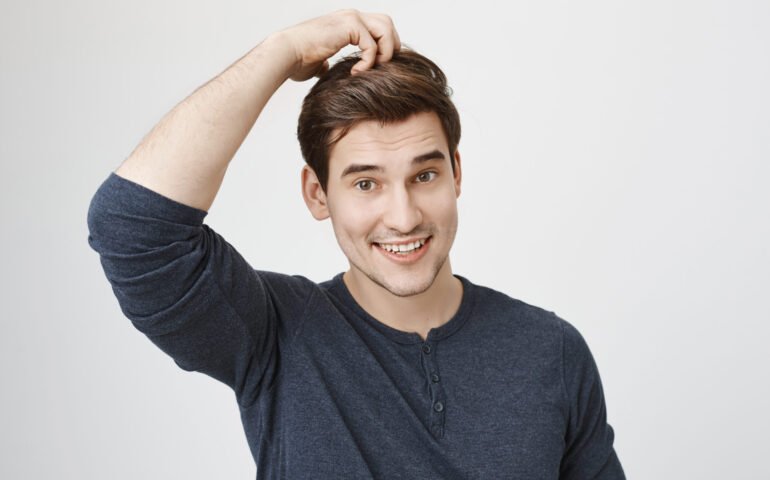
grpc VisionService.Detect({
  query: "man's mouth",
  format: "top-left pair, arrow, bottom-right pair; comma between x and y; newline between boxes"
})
374,237 -> 430,255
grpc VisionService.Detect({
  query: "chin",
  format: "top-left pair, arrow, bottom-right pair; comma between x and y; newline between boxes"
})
379,276 -> 434,298
363,257 -> 447,298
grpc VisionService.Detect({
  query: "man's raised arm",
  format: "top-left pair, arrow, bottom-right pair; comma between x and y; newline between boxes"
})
115,9 -> 400,212
86,10 -> 400,401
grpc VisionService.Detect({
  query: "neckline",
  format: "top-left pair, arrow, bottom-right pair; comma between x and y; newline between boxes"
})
327,272 -> 477,345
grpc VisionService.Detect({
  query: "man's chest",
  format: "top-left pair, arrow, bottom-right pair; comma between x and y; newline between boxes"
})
253,314 -> 568,479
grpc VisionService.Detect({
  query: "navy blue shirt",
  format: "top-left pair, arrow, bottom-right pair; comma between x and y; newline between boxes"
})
87,173 -> 625,479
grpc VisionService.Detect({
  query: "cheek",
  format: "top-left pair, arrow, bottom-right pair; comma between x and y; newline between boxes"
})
422,189 -> 458,221
329,197 -> 379,239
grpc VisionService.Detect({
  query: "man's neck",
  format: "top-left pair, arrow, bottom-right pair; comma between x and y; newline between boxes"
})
342,261 -> 464,341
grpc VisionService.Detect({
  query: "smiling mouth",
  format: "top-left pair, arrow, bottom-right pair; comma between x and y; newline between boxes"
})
374,237 -> 430,255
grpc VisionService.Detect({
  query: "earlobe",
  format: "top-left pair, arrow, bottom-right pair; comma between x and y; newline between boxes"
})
301,165 -> 330,220
453,150 -> 462,198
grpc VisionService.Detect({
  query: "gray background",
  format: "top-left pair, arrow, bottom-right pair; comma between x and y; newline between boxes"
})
2,0 -> 768,478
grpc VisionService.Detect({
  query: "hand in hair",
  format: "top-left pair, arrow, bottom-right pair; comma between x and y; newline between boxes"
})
110,9 -> 402,212
279,9 -> 402,81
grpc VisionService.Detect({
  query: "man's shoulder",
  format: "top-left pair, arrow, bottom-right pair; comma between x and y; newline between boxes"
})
257,270 -> 319,294
256,271 -> 350,313
462,276 -> 571,337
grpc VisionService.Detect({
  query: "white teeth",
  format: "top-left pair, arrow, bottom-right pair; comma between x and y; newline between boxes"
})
377,238 -> 426,254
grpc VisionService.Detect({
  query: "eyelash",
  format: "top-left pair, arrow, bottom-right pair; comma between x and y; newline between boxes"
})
354,171 -> 438,191
416,171 -> 438,183
354,179 -> 376,191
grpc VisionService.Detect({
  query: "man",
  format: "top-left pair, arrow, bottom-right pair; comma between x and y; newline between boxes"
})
87,9 -> 625,479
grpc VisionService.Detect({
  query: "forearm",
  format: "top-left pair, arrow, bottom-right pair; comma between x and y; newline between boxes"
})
115,32 -> 297,212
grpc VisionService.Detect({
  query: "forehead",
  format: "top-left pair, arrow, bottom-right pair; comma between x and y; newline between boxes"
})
328,111 -> 448,170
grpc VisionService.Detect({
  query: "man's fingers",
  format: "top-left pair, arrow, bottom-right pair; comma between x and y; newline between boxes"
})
314,60 -> 330,78
351,28 -> 378,74
283,10 -> 401,80
365,14 -> 399,64
350,13 -> 400,74
393,28 -> 402,54
373,31 -> 396,64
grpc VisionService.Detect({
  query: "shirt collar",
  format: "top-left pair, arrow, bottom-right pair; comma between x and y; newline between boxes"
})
326,272 -> 477,345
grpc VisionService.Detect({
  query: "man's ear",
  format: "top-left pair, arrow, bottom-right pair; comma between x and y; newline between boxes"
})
301,165 -> 330,220
453,149 -> 462,198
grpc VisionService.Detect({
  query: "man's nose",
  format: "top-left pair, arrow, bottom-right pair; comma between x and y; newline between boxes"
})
382,186 -> 423,234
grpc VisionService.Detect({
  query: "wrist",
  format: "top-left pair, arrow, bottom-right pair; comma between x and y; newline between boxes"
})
261,31 -> 302,80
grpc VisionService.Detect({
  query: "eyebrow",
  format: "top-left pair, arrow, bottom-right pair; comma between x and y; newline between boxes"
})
340,149 -> 446,178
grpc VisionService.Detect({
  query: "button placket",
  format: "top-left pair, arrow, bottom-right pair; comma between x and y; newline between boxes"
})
421,341 -> 446,438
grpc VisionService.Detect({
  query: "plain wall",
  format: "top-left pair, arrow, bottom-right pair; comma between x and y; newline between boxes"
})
1,0 -> 768,478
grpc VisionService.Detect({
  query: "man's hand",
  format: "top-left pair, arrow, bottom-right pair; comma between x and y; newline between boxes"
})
114,9 -> 400,212
277,9 -> 402,81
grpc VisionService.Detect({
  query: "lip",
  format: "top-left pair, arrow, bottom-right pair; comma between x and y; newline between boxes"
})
373,236 -> 432,265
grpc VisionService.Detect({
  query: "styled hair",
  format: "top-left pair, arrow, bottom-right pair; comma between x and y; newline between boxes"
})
297,48 -> 461,192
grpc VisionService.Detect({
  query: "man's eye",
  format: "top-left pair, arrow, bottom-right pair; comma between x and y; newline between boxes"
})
355,180 -> 375,191
416,171 -> 437,183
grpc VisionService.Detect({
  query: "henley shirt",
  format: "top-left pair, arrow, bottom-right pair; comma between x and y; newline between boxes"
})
87,172 -> 625,479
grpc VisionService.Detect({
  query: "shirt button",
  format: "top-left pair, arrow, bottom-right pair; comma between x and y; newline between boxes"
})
431,373 -> 440,383
433,401 -> 444,413
422,344 -> 432,354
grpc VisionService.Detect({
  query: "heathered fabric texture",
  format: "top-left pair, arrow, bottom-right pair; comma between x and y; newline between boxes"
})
87,172 -> 625,479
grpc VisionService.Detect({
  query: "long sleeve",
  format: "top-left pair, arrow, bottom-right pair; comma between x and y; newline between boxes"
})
86,173 -> 314,406
559,319 -> 626,479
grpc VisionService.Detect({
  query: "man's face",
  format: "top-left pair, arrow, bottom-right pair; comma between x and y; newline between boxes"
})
309,111 -> 462,297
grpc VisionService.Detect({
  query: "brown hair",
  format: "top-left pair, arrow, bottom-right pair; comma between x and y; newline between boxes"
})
297,48 -> 461,192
